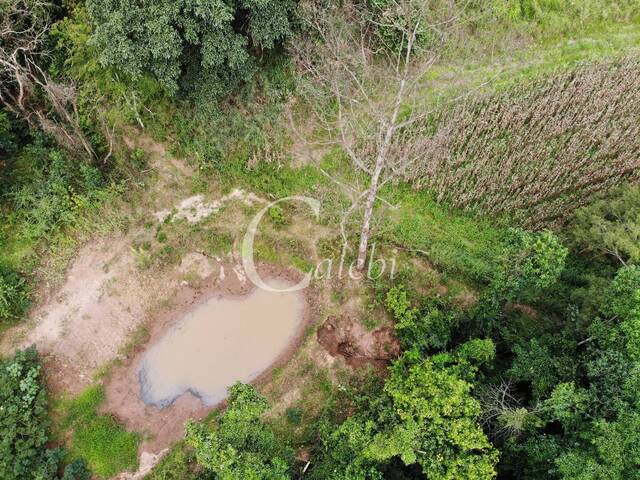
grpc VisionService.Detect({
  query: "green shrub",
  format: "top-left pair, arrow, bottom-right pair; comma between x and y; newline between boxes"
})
0,264 -> 30,322
61,459 -> 92,480
386,285 -> 460,352
145,446 -> 197,480
0,348 -> 98,479
268,205 -> 286,226
568,184 -> 640,266
8,147 -> 104,242
186,383 -> 294,478
0,347 -> 61,480
365,0 -> 453,54
285,407 -> 303,426
476,229 -> 568,323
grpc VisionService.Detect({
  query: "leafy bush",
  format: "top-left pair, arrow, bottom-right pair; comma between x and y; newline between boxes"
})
0,131 -> 115,324
476,229 -> 567,323
386,285 -> 459,352
7,146 -> 104,241
309,344 -> 498,480
0,347 -> 57,480
0,347 -> 92,480
364,0 -> 450,53
568,184 -> 640,266
144,446 -> 197,480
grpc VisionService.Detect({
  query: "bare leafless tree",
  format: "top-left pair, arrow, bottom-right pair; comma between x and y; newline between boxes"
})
291,0 -> 458,270
478,380 -> 540,440
0,0 -> 96,160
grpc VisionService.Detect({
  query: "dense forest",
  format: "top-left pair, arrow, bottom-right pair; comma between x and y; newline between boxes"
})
1,0 -> 640,479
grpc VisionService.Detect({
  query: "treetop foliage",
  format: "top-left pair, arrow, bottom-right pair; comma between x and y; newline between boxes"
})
186,382 -> 293,479
87,0 -> 296,96
569,185 -> 640,266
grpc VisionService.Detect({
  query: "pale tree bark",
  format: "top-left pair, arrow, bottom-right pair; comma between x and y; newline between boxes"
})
0,0 -> 97,160
292,0 -> 452,270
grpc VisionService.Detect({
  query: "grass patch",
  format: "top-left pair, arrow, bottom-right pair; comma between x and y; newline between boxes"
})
384,185 -> 509,284
56,385 -> 139,478
419,18 -> 640,110
145,444 -> 198,480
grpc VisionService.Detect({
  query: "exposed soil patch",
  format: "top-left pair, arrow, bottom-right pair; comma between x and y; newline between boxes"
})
102,264 -> 319,453
0,236 -> 152,394
317,315 -> 400,369
154,189 -> 266,224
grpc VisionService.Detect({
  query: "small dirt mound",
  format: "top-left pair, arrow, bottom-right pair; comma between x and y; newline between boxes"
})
317,316 -> 400,369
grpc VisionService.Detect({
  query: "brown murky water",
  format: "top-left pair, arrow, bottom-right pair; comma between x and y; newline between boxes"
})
138,280 -> 305,407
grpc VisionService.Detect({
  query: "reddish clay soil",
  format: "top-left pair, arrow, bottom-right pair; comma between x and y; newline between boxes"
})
317,315 -> 400,369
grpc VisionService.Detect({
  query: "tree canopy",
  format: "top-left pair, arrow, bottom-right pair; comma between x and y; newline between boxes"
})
87,0 -> 296,96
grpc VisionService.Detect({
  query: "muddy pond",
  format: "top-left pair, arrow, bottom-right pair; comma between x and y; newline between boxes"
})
138,279 -> 305,407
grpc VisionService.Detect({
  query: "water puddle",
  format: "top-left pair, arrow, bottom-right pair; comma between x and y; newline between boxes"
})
138,279 -> 305,407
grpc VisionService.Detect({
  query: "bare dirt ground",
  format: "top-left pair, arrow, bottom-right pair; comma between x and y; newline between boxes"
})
317,314 -> 400,369
1,236 -> 147,394
0,134 -> 195,394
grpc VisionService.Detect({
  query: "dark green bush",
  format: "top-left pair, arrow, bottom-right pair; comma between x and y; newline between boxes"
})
0,348 -> 59,480
87,0 -> 297,97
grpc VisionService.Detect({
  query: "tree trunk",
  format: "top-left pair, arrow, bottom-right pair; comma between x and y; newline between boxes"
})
355,77 -> 407,270
356,155 -> 385,270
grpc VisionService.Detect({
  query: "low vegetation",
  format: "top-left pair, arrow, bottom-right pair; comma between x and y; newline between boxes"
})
56,386 -> 139,478
1,0 -> 640,479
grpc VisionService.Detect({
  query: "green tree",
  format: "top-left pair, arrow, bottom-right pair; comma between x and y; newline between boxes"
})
87,0 -> 296,96
477,229 -> 567,323
186,383 -> 293,479
386,285 -> 459,352
555,413 -> 640,480
509,335 -> 577,400
499,229 -> 568,296
311,342 -> 499,480
367,348 -> 498,479
568,185 -> 640,266
499,262 -> 640,478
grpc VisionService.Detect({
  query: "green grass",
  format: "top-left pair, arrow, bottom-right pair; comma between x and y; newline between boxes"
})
56,385 -> 139,478
420,18 -> 640,110
384,185 -> 509,284
144,444 -> 197,480
210,155 -> 327,198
